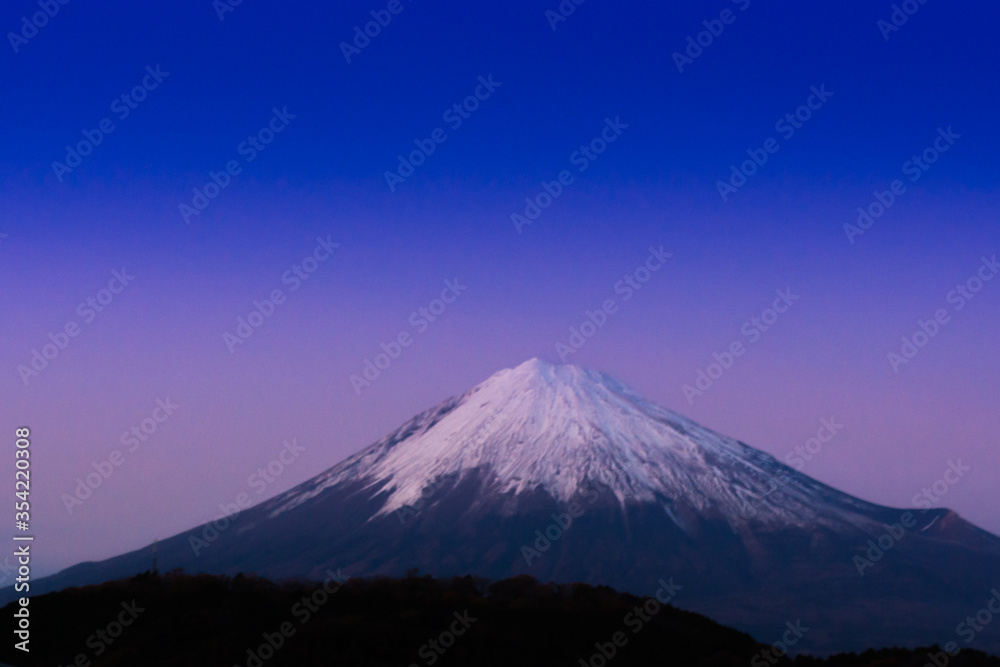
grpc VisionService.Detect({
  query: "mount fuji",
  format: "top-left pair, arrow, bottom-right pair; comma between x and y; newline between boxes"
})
22,359 -> 1000,654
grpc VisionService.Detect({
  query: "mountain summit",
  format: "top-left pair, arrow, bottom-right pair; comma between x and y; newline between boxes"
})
20,359 -> 1000,654
269,358 -> 894,537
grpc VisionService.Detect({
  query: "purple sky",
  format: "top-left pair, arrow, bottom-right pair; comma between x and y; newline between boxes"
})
2,177 -> 998,579
2,0 -> 999,580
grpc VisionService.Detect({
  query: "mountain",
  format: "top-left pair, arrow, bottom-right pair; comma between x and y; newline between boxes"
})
19,359 -> 1000,654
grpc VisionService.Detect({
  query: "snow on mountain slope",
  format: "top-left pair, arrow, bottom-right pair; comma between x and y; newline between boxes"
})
265,359 -> 884,534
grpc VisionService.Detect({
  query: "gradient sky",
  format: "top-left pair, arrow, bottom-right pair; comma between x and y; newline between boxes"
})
1,0 -> 998,579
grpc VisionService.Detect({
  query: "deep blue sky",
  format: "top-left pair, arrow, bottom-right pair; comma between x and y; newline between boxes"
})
1,1 -> 999,578
3,1 -> 999,187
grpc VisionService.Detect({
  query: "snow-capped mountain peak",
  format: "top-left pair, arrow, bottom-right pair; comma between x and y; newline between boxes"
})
267,359 -> 883,534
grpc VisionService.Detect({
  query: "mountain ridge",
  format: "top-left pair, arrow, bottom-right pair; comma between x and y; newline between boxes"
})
263,358 -> 920,535
14,358 -> 1000,654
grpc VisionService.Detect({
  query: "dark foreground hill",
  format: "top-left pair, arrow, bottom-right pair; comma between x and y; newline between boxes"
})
3,571 -> 998,667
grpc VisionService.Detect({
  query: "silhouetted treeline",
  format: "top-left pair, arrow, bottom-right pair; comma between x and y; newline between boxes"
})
1,570 -> 997,666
